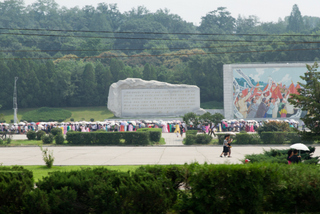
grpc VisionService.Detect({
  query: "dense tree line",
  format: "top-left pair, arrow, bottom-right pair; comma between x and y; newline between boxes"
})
0,1 -> 320,109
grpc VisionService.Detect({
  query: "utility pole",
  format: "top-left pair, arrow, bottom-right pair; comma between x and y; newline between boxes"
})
13,77 -> 18,124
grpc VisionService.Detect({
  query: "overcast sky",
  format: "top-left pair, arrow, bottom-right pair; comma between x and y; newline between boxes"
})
23,0 -> 320,25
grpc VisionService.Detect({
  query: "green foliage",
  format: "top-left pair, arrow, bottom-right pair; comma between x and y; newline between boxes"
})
90,118 -> 94,122
42,134 -> 54,144
55,134 -> 65,145
136,128 -> 162,142
21,107 -> 72,122
50,127 -> 62,136
184,134 -> 212,145
0,166 -> 34,213
33,167 -> 176,213
235,132 -> 262,144
289,62 -> 320,141
256,121 -> 291,134
70,118 -> 74,121
6,137 -> 11,145
40,146 -> 54,168
66,132 -> 152,145
244,147 -> 319,164
36,130 -> 46,141
0,138 -> 3,145
186,130 -> 198,135
260,132 -> 287,144
200,101 -> 223,109
26,131 -> 37,140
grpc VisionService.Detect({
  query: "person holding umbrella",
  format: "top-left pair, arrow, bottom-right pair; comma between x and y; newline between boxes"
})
288,149 -> 301,163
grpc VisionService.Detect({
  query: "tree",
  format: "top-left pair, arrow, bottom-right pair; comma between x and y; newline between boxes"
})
289,62 -> 320,141
199,7 -> 235,33
81,63 -> 97,106
142,63 -> 157,80
287,4 -> 305,32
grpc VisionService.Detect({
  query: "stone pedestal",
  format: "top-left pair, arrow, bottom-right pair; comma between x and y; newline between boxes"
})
107,78 -> 206,117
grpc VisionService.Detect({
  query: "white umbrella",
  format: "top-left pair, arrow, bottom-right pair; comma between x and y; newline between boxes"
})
290,143 -> 310,156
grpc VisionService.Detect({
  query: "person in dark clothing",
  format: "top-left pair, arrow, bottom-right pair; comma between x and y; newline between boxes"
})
288,149 -> 301,163
287,149 -> 293,164
255,98 -> 269,118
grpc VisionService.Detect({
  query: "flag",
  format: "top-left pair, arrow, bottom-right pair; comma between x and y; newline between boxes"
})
271,85 -> 282,99
253,82 -> 260,95
287,82 -> 298,96
295,83 -> 301,95
242,88 -> 249,97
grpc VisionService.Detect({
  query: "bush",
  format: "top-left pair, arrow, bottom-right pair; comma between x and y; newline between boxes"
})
36,130 -> 46,141
260,132 -> 287,144
26,131 -> 37,140
184,134 -> 212,145
195,134 -> 212,144
185,135 -> 197,145
186,130 -> 198,135
137,128 -> 162,142
0,138 -> 3,145
42,134 -> 54,144
90,118 -> 94,122
235,133 -> 262,144
34,168 -> 176,213
55,134 -> 65,145
0,166 -> 33,213
70,118 -> 74,121
50,127 -> 62,136
256,121 -> 291,134
66,132 -> 151,145
21,107 -> 72,122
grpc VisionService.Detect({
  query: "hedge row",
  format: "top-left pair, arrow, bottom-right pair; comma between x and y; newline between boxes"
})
0,166 -> 34,213
215,131 -> 314,144
66,131 -> 151,145
136,128 -> 162,142
184,134 -> 212,145
2,164 -> 320,213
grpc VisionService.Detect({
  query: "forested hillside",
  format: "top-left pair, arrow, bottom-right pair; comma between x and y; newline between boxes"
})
0,1 -> 319,109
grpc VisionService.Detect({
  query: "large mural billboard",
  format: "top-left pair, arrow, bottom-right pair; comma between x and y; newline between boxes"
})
233,66 -> 307,119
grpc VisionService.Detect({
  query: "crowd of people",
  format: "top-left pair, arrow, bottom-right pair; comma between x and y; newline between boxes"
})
0,118 -> 302,138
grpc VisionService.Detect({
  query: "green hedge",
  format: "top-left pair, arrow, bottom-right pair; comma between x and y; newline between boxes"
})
136,128 -> 162,142
21,107 -> 72,122
0,166 -> 34,213
184,134 -> 212,145
235,133 -> 261,144
4,164 -> 320,213
66,132 -> 151,145
186,130 -> 198,135
30,168 -> 176,214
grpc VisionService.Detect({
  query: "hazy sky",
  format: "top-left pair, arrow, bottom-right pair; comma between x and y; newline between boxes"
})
23,0 -> 320,25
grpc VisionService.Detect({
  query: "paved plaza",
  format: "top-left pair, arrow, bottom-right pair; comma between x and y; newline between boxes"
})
0,133 -> 319,166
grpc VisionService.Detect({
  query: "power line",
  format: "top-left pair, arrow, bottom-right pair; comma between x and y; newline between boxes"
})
0,41 -> 318,53
1,47 -> 320,61
1,27 -> 320,37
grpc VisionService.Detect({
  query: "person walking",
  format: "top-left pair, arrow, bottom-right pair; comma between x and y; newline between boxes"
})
180,124 -> 184,137
174,123 -> 180,137
220,135 -> 231,157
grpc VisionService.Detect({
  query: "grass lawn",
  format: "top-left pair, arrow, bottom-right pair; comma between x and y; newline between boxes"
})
0,106 -> 114,122
23,165 -> 141,182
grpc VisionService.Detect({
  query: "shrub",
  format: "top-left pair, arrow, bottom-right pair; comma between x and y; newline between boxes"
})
34,168 -> 176,213
90,118 -> 94,122
256,121 -> 291,134
50,127 -> 62,136
0,138 -> 3,145
40,146 -> 54,168
70,118 -> 74,121
0,166 -> 33,213
235,133 -> 262,144
36,130 -> 46,141
186,130 -> 198,135
195,134 -> 212,144
55,134 -> 65,145
42,134 -> 54,144
66,132 -> 150,145
184,134 -> 212,145
260,132 -> 287,144
21,107 -> 72,122
26,131 -> 37,140
137,128 -> 162,142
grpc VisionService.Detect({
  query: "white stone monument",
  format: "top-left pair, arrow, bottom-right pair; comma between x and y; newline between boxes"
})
107,78 -> 206,117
